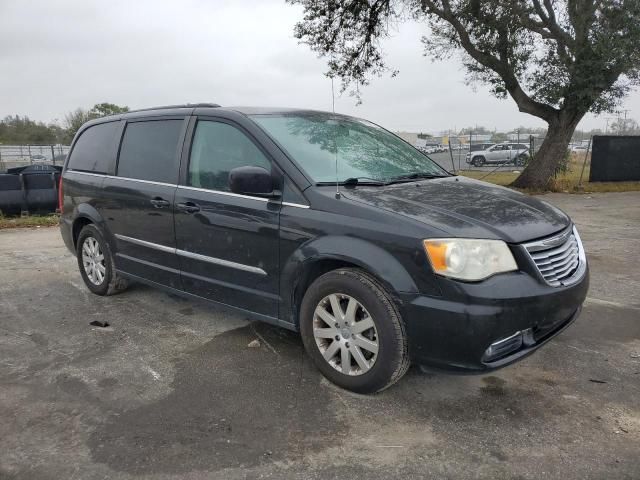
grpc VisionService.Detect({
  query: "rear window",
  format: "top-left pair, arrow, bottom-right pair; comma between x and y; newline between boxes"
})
67,121 -> 120,174
117,120 -> 184,184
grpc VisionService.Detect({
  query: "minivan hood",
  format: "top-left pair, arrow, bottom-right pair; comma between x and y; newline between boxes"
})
341,176 -> 570,243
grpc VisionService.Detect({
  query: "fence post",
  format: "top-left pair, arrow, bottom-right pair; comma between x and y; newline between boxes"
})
529,135 -> 535,161
448,141 -> 456,173
19,173 -> 29,216
577,136 -> 592,188
28,145 -> 32,164
51,145 -> 56,165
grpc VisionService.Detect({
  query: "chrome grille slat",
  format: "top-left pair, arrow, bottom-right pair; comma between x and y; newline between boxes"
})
537,246 -> 579,270
535,244 -> 578,268
545,259 -> 579,280
530,238 -> 576,260
540,260 -> 574,276
524,227 -> 586,287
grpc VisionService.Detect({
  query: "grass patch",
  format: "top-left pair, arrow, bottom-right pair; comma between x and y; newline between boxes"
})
459,153 -> 640,193
0,213 -> 60,229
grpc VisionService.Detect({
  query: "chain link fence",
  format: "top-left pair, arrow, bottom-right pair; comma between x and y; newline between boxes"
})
420,133 -> 545,173
408,131 -> 606,188
0,145 -> 70,172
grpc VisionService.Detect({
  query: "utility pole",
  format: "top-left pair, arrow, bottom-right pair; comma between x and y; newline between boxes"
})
616,109 -> 631,134
604,116 -> 617,134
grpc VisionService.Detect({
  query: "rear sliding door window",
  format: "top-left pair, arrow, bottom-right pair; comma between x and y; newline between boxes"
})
67,121 -> 120,174
188,120 -> 271,191
117,120 -> 184,184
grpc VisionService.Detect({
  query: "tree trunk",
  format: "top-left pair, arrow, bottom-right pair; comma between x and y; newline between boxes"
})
511,113 -> 582,190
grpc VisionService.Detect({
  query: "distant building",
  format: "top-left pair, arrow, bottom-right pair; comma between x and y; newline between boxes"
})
395,131 -> 420,145
507,132 -> 545,141
394,131 -> 492,146
461,134 -> 492,143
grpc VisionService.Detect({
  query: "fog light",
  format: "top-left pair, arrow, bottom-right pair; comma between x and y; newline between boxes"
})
483,331 -> 523,362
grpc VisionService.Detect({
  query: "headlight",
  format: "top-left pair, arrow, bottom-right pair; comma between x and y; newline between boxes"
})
423,238 -> 517,281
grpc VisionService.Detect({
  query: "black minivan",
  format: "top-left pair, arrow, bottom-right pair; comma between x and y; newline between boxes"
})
59,104 -> 589,393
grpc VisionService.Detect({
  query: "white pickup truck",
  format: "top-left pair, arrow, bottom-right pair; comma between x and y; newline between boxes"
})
466,143 -> 530,167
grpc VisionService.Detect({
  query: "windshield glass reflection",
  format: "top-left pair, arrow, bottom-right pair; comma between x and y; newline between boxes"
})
252,114 -> 448,183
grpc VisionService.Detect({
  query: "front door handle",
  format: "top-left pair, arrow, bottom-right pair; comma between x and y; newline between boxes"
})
177,202 -> 201,214
150,197 -> 171,208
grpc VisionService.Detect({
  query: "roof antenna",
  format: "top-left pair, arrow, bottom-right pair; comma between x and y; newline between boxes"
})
331,71 -> 341,199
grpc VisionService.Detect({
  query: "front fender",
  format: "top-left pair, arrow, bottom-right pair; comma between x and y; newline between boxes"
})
279,235 -> 420,326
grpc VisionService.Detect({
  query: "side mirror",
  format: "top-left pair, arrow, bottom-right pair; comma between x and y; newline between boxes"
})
228,166 -> 280,198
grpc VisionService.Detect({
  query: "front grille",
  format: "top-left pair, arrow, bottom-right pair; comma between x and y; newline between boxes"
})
524,226 -> 586,287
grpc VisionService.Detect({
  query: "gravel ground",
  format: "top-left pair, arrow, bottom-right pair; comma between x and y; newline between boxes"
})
1,192 -> 639,480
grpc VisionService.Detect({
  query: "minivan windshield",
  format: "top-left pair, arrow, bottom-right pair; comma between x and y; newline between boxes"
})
251,114 -> 449,184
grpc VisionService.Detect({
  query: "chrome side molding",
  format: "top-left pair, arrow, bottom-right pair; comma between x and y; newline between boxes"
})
114,234 -> 267,275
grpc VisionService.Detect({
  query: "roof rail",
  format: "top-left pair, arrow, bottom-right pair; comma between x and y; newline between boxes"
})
126,103 -> 221,114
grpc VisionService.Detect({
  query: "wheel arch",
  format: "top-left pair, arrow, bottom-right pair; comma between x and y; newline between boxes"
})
280,236 -> 419,328
71,203 -> 112,251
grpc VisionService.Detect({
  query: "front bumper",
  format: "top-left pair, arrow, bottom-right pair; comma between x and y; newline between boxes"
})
399,266 -> 589,373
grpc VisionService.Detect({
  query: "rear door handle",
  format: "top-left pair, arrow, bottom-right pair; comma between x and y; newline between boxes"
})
150,197 -> 171,208
176,202 -> 201,213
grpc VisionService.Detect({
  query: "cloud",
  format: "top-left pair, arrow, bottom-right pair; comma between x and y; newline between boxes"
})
0,0 -> 637,133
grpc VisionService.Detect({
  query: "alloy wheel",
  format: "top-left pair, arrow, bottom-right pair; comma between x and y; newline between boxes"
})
312,293 -> 379,376
81,237 -> 106,285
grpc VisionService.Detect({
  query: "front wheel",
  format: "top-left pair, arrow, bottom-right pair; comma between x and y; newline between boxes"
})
299,268 -> 410,394
472,156 -> 485,167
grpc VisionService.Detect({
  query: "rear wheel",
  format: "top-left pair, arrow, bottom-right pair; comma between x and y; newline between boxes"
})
299,268 -> 410,393
76,224 -> 128,296
515,154 -> 527,166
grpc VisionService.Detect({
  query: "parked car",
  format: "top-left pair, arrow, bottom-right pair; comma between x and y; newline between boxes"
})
571,145 -> 588,153
59,105 -> 588,393
466,143 -> 530,167
469,143 -> 495,152
30,154 -> 48,163
418,144 -> 443,154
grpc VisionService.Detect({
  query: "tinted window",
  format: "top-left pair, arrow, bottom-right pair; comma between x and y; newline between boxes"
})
188,121 -> 271,191
67,121 -> 119,174
117,120 -> 183,184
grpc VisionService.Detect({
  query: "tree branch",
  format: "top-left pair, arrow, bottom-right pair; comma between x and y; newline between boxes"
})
532,0 -> 575,48
422,0 -> 559,122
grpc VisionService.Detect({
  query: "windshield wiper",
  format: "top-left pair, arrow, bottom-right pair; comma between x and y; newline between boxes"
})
387,172 -> 449,183
317,173 -> 447,187
316,178 -> 387,187
342,177 -> 388,186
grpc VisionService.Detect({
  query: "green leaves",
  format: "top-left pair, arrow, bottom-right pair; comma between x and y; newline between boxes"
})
63,103 -> 129,143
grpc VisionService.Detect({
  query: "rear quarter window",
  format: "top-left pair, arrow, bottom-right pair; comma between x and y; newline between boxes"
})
67,121 -> 120,174
117,119 -> 184,184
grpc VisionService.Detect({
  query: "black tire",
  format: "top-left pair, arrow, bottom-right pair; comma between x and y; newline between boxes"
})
515,154 -> 527,167
76,224 -> 128,296
299,268 -> 410,394
473,156 -> 485,167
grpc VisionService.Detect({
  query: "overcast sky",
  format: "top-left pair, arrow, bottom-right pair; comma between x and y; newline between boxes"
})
1,0 -> 638,134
